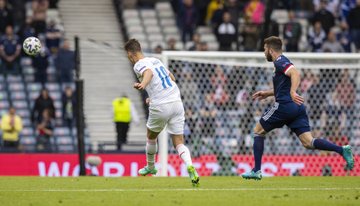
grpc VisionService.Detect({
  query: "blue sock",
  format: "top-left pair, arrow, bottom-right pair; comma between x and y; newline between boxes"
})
253,136 -> 265,172
312,138 -> 343,155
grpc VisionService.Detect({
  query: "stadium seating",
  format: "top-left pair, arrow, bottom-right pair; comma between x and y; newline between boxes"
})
122,1 -> 182,52
0,3 -> 91,154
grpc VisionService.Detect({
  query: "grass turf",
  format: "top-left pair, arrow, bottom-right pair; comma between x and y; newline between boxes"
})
0,177 -> 359,206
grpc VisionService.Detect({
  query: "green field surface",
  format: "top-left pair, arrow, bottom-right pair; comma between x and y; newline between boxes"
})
0,177 -> 359,206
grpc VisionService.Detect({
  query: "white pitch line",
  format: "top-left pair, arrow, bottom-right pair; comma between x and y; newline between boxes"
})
1,188 -> 360,192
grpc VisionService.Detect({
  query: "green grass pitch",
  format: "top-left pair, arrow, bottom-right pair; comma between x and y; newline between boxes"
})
0,177 -> 359,206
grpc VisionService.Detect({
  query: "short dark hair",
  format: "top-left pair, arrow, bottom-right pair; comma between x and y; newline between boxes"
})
264,36 -> 282,51
124,39 -> 142,53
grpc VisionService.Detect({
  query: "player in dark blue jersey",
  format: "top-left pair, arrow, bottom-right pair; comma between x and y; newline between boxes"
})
242,36 -> 354,180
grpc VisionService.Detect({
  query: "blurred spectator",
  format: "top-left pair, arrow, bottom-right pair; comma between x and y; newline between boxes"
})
49,0 -> 59,8
347,0 -> 360,52
10,0 -> 26,30
216,11 -> 236,51
199,41 -> 209,51
36,108 -> 54,152
55,39 -> 75,83
194,0 -> 211,26
241,21 -> 259,51
210,2 -> 225,32
153,44 -> 163,54
166,37 -> 177,50
241,0 -> 264,51
31,88 -> 55,124
184,107 -> 199,147
188,33 -> 201,50
112,95 -> 139,149
32,37 -> 50,85
225,0 -> 239,49
226,0 -> 239,26
283,11 -> 302,52
244,0 -> 265,25
211,66 -> 226,88
179,71 -> 200,110
334,70 -> 356,137
19,17 -> 36,42
322,91 -> 342,138
178,0 -> 198,43
341,0 -> 356,21
0,25 -> 21,74
45,20 -> 62,54
1,106 -> 23,151
210,66 -> 229,109
62,86 -> 76,133
235,81 -> 251,110
0,0 -> 13,34
206,0 -> 224,24
321,28 -> 345,52
32,0 -> 49,35
308,21 -> 326,52
313,0 -> 341,17
300,71 -> 317,94
199,93 -> 217,139
312,0 -> 335,34
268,19 -> 280,38
337,21 -> 352,52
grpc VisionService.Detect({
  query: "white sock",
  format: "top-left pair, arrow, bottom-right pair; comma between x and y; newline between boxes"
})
176,144 -> 193,167
146,139 -> 157,169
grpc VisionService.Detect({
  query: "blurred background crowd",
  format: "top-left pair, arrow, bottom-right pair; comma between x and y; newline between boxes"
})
122,0 -> 360,53
0,0 -> 82,153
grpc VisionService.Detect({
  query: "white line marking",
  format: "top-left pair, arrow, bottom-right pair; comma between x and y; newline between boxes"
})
1,188 -> 360,192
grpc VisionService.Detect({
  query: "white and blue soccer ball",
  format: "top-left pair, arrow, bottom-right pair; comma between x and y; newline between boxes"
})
23,37 -> 42,56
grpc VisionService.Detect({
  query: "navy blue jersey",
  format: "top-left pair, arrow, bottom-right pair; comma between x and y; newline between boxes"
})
273,55 -> 293,103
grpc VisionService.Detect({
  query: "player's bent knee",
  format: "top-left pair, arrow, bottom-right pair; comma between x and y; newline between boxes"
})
298,132 -> 314,149
253,124 -> 266,136
302,142 -> 313,149
300,139 -> 313,149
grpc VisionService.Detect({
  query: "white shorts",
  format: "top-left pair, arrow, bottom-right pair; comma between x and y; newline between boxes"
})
147,101 -> 185,134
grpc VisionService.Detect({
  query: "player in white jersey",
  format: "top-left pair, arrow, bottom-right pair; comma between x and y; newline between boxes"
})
124,39 -> 199,187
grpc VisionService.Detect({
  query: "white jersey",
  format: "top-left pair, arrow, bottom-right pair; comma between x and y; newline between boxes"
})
133,57 -> 181,106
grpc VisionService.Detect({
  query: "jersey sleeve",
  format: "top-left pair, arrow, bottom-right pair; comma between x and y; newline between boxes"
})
133,60 -> 151,76
275,59 -> 294,74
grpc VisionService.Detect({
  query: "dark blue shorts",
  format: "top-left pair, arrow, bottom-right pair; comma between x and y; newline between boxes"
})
259,102 -> 311,136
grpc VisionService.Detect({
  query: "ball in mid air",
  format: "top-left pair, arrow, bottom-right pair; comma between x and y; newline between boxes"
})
23,37 -> 41,56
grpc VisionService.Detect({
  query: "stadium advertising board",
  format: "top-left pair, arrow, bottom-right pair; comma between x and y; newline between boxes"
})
0,154 -> 358,176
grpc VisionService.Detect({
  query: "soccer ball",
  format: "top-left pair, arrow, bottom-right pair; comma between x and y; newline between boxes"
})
23,37 -> 41,56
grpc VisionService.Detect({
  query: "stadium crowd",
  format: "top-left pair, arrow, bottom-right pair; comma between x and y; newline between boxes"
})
123,0 -> 360,53
0,0 -> 79,153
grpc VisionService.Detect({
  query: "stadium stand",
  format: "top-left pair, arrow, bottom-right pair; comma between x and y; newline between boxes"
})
58,0 -> 147,152
0,0 -> 91,153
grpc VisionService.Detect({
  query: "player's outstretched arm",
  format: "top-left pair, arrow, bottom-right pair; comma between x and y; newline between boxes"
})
286,66 -> 304,105
252,90 -> 274,101
134,69 -> 153,90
